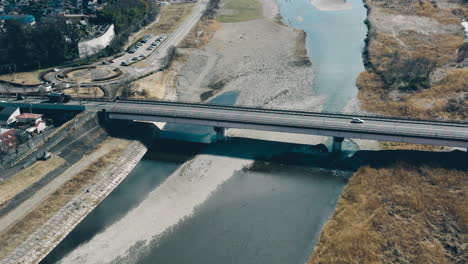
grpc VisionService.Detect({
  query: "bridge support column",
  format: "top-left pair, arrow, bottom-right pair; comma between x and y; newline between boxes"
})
332,137 -> 344,153
214,127 -> 226,142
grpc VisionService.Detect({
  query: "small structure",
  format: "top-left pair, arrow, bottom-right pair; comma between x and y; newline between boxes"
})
16,113 -> 46,134
0,128 -> 16,152
16,113 -> 43,125
0,107 -> 20,126
26,120 -> 46,134
0,14 -> 36,25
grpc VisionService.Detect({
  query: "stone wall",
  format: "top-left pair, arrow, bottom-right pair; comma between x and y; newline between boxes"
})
78,24 -> 115,58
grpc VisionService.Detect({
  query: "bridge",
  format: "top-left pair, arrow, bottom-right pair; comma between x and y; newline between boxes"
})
97,99 -> 468,152
1,98 -> 467,152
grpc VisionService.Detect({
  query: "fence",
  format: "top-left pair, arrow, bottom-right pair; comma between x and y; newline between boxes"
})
2,112 -> 96,169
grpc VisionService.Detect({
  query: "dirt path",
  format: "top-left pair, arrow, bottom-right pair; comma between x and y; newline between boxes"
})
0,139 -> 118,235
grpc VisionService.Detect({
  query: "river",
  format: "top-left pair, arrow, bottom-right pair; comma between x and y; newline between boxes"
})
42,1 -> 367,263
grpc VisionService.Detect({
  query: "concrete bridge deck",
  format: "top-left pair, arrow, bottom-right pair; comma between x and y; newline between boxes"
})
98,100 -> 468,150
1,98 -> 467,150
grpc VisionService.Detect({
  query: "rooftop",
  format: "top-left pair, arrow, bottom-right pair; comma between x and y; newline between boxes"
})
16,113 -> 42,119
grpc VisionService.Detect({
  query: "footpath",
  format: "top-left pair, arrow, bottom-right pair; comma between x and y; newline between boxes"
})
2,140 -> 147,264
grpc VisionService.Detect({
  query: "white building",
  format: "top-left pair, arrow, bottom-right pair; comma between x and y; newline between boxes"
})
0,107 -> 20,126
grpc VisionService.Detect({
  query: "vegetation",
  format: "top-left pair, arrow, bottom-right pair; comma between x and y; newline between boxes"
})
310,164 -> 467,264
91,0 -> 159,56
0,155 -> 65,207
204,0 -> 221,18
0,17 -> 81,73
357,0 -> 467,120
0,0 -> 157,73
161,46 -> 177,70
217,0 -> 262,23
0,138 -> 129,260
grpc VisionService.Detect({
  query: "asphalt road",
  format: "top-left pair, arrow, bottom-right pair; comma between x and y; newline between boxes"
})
101,100 -> 468,148
43,0 -> 208,87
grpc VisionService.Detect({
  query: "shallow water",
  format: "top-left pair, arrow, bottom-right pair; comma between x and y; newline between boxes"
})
277,0 -> 367,112
42,1 -> 367,263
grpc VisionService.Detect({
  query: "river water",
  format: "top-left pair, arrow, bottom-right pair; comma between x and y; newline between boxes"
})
42,1 -> 367,263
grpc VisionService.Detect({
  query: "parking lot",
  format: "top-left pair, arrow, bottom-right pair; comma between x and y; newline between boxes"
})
112,34 -> 167,67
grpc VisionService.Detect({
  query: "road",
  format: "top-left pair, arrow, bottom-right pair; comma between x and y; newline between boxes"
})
42,0 -> 209,87
0,140 -> 116,235
100,100 -> 468,148
2,97 -> 467,148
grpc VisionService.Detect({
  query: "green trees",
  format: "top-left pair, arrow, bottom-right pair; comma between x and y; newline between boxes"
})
0,17 -> 78,73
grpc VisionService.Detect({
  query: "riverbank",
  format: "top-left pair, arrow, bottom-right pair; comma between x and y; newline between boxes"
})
47,1 -> 349,263
309,0 -> 468,263
0,139 -> 147,263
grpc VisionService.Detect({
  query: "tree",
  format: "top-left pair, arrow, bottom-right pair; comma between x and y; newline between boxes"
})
161,46 -> 177,70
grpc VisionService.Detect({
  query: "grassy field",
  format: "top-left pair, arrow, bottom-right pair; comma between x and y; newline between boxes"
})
0,155 -> 65,208
310,164 -> 467,264
131,69 -> 176,99
0,70 -> 44,85
0,138 -> 130,260
357,0 -> 467,122
217,0 -> 263,23
67,86 -> 105,98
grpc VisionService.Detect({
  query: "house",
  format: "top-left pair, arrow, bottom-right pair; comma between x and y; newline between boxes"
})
0,107 -> 20,126
26,121 -> 46,134
0,128 -> 16,152
16,113 -> 46,134
16,113 -> 42,126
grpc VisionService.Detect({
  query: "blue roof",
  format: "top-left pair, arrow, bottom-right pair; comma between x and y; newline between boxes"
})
0,15 -> 35,24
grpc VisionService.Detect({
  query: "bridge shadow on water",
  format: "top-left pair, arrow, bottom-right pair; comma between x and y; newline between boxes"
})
101,117 -> 467,173
147,137 -> 468,173
42,119 -> 466,264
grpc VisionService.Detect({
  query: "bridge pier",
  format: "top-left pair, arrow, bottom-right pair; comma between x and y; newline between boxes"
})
332,137 -> 344,153
214,127 -> 226,142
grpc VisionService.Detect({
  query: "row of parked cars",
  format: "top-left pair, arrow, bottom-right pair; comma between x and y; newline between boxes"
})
121,34 -> 167,66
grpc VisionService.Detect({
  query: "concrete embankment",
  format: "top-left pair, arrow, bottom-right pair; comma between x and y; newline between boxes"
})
2,140 -> 147,264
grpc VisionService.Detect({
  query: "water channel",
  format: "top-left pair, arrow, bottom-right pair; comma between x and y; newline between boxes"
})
42,1 -> 367,263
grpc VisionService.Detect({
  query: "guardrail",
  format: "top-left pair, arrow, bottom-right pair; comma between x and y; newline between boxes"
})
108,108 -> 468,142
95,97 -> 468,126
2,112 -> 94,169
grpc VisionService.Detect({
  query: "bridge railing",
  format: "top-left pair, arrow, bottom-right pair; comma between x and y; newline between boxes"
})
80,97 -> 468,125
108,106 -> 468,142
2,96 -> 468,125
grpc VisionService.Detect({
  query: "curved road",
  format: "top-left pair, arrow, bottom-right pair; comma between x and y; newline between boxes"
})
43,0 -> 208,87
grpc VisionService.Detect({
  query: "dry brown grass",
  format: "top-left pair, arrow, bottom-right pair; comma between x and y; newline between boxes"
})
179,18 -> 222,48
67,86 -> 105,98
131,69 -> 176,99
0,71 -> 43,85
357,69 -> 468,120
310,164 -> 467,264
367,0 -> 466,25
0,139 -> 130,260
0,155 -> 65,208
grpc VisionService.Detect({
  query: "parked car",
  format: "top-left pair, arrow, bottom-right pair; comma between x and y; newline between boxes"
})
350,118 -> 364,124
139,54 -> 145,58
108,59 -> 115,63
132,57 -> 139,61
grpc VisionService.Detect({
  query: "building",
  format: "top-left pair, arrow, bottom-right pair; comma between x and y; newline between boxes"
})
16,113 -> 46,134
0,107 -> 20,126
0,128 -> 16,152
16,113 -> 43,126
0,14 -> 36,25
26,121 -> 46,134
